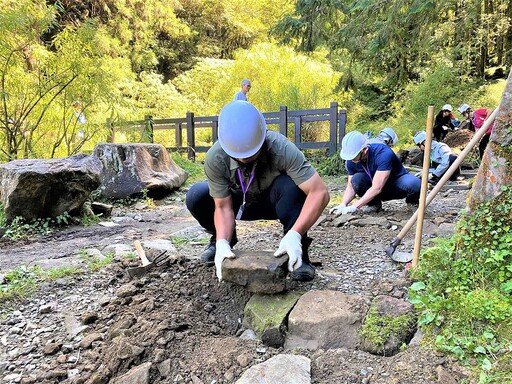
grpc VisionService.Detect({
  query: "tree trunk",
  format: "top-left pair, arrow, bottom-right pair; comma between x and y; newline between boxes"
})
505,0 -> 512,65
467,68 -> 512,211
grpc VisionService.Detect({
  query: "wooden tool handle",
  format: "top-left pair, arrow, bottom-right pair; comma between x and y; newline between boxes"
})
134,240 -> 151,266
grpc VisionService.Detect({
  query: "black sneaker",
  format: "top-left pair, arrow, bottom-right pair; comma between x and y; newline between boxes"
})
199,233 -> 238,265
199,241 -> 216,264
289,236 -> 315,281
290,263 -> 315,281
362,201 -> 382,213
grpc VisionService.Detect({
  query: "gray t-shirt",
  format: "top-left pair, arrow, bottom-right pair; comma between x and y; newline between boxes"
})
233,91 -> 247,101
205,130 -> 316,200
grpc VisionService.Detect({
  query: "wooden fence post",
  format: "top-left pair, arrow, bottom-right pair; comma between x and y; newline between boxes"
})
329,101 -> 338,156
279,106 -> 288,137
338,109 -> 347,151
143,115 -> 154,143
186,112 -> 195,161
212,117 -> 218,143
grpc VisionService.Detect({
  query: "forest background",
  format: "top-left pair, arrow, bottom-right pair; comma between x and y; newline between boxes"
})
0,0 -> 510,162
1,2 -> 512,382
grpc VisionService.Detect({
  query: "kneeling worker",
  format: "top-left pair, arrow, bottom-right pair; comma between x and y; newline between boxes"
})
186,101 -> 330,282
331,131 -> 421,215
412,131 -> 460,185
368,127 -> 399,148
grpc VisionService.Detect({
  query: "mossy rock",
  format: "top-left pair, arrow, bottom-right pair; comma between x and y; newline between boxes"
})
359,295 -> 417,356
244,291 -> 303,347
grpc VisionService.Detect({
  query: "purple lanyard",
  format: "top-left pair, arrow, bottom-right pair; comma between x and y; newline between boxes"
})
362,164 -> 372,181
237,167 -> 256,204
360,150 -> 372,181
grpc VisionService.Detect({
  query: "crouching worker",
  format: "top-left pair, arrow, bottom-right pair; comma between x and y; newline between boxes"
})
412,131 -> 460,186
186,101 -> 330,282
331,131 -> 421,215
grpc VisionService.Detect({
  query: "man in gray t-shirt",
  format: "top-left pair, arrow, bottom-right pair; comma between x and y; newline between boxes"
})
186,101 -> 329,282
233,79 -> 251,101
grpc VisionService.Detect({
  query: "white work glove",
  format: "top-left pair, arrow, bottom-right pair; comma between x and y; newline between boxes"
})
329,203 -> 346,215
442,125 -> 450,131
274,230 -> 303,272
340,205 -> 358,214
331,204 -> 358,215
214,239 -> 235,282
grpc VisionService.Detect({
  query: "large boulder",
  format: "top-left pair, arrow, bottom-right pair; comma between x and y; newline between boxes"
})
93,143 -> 187,199
0,154 -> 102,222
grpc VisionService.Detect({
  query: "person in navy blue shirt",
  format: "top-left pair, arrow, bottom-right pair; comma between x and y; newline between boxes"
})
330,131 -> 421,215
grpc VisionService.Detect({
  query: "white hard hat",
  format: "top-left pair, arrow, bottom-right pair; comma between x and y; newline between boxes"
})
218,101 -> 266,158
413,131 -> 427,145
442,104 -> 453,112
379,127 -> 398,146
458,104 -> 470,114
340,131 -> 367,160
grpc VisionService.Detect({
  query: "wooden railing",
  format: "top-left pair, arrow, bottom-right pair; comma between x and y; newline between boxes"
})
107,101 -> 347,161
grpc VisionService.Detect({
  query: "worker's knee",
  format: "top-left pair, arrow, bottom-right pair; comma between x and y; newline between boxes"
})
350,172 -> 372,196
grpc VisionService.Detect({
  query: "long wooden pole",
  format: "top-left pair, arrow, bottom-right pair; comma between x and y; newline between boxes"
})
412,106 -> 435,268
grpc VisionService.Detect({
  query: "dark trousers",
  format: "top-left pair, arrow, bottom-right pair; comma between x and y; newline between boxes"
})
186,174 -> 307,237
479,133 -> 491,159
351,172 -> 421,205
432,154 -> 460,181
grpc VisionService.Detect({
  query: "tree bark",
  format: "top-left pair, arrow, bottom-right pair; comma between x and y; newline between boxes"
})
467,68 -> 512,211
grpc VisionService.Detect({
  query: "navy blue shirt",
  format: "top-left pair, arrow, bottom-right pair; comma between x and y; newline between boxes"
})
346,143 -> 408,181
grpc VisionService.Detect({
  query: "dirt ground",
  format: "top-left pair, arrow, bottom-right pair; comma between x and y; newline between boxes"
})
0,177 -> 476,384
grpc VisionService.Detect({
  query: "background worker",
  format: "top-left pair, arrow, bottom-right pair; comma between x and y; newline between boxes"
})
330,131 -> 421,215
368,127 -> 398,148
412,131 -> 460,186
368,127 -> 399,148
186,101 -> 329,282
433,104 -> 458,141
458,103 -> 495,159
233,79 -> 251,101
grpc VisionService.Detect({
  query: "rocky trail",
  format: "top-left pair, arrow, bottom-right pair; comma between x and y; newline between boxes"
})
0,179 -> 475,384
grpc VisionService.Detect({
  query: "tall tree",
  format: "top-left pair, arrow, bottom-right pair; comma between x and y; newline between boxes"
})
0,0 -> 126,160
271,0 -> 346,52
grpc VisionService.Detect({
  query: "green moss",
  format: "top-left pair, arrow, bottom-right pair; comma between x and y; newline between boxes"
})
244,292 -> 302,334
360,307 -> 416,351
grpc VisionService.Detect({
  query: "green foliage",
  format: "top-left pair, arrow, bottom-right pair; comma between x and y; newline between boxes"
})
271,0 -> 345,52
2,212 -> 73,241
4,217 -> 53,240
0,1 -> 131,160
43,267 -> 82,281
0,264 -> 82,304
409,187 -> 512,376
311,153 -> 346,177
81,213 -> 101,227
80,251 -> 114,272
0,204 -> 5,228
170,234 -> 208,246
0,265 -> 41,303
170,152 -> 204,185
397,66 -> 468,120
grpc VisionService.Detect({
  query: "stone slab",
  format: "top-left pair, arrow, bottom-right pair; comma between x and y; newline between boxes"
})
285,290 -> 369,350
222,250 -> 288,294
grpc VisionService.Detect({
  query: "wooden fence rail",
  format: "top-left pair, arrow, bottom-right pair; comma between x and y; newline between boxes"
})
107,101 -> 347,161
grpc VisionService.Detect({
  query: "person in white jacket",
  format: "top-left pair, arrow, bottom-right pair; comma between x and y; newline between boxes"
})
413,131 -> 460,185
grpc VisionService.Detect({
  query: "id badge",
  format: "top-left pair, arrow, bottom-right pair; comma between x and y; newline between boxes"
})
236,202 -> 245,220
